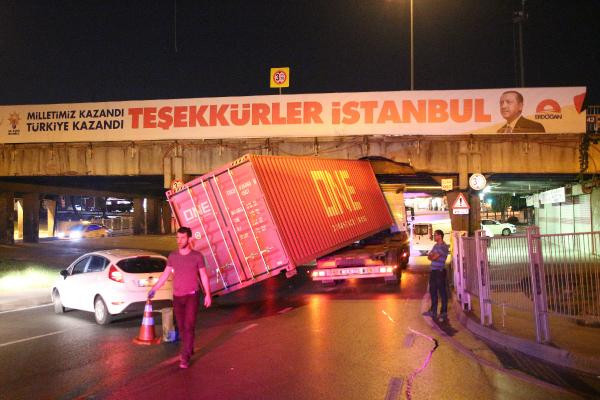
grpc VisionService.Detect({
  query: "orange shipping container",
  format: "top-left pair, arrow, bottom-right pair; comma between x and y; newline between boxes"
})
166,154 -> 393,295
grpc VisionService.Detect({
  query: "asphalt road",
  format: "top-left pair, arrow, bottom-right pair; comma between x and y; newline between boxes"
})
0,235 -> 591,399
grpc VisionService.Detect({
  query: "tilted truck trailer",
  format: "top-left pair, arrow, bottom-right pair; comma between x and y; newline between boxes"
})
166,154 -> 404,296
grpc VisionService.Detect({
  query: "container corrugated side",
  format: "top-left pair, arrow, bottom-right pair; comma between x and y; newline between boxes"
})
247,155 -> 393,266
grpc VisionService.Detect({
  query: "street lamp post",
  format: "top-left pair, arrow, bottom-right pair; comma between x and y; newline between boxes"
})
410,0 -> 414,90
387,0 -> 415,89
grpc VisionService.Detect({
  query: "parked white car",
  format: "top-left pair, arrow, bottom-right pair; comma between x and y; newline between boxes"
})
480,219 -> 517,237
51,249 -> 173,324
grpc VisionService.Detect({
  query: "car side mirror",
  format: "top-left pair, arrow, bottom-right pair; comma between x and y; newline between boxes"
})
60,269 -> 69,279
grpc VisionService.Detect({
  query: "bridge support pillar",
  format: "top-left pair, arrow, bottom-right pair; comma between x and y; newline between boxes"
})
162,201 -> 173,234
44,199 -> 56,238
133,197 -> 145,235
23,192 -> 40,243
146,198 -> 161,234
0,192 -> 15,244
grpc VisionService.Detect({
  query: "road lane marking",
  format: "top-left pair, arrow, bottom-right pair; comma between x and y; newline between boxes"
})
277,307 -> 293,314
0,329 -> 69,348
0,303 -> 53,315
381,309 -> 395,323
236,323 -> 258,333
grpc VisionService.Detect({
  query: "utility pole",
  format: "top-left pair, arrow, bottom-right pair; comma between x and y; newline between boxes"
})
513,0 -> 527,87
410,0 -> 414,90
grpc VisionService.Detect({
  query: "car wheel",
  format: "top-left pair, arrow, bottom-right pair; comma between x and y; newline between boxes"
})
53,289 -> 65,314
94,297 -> 112,325
502,228 -> 511,236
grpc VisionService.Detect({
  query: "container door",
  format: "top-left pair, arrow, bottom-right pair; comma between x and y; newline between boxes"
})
167,162 -> 290,295
218,162 -> 289,278
168,184 -> 240,294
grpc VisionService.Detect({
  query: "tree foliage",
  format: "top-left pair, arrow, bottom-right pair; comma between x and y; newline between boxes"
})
490,193 -> 513,220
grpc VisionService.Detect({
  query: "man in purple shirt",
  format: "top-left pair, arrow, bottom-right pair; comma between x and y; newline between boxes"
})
149,226 -> 212,369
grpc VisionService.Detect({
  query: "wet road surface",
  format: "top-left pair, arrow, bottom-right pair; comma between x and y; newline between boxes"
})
0,235 -> 594,399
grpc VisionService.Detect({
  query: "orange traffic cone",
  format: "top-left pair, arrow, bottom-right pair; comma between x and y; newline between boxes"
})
133,299 -> 161,345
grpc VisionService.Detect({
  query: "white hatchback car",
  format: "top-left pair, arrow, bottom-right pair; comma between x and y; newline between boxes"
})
480,219 -> 517,237
51,249 -> 173,324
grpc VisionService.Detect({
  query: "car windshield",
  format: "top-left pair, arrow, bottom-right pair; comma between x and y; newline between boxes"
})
413,225 -> 429,236
117,257 -> 166,273
70,224 -> 86,231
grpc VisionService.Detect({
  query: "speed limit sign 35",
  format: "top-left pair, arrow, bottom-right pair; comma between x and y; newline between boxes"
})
270,67 -> 290,88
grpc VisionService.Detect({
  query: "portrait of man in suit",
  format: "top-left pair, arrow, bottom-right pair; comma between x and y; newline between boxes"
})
497,90 -> 545,133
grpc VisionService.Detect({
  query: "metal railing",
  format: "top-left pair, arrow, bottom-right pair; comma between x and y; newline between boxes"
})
462,237 -> 479,297
453,227 -> 600,344
486,234 -> 533,313
91,216 -> 133,234
539,232 -> 600,320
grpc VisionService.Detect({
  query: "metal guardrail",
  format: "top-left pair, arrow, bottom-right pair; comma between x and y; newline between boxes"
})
91,216 -> 133,234
453,227 -> 600,344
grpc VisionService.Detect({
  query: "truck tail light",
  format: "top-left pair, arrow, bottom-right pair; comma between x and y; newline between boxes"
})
108,265 -> 124,283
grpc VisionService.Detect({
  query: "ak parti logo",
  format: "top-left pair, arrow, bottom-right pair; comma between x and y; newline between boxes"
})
7,112 -> 21,135
535,99 -> 562,120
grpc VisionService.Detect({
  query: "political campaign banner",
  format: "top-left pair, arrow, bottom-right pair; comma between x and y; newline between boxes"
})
0,87 -> 586,143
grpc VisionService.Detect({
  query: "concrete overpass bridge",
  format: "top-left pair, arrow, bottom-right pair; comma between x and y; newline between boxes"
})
1,87 -> 594,243
0,132 -> 593,244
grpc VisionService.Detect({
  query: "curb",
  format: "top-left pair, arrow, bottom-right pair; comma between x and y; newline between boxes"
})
419,293 -> 580,396
452,297 -> 600,376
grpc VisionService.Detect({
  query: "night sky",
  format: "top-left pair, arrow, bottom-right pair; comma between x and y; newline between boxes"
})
1,0 -> 599,106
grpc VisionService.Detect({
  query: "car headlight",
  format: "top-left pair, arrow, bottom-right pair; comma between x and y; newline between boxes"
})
56,232 -> 65,238
69,231 -> 83,239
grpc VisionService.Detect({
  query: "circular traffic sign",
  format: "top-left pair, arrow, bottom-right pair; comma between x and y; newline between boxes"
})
273,70 -> 287,85
469,173 -> 487,191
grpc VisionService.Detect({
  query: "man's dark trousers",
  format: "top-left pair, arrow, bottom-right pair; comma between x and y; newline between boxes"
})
173,292 -> 199,362
429,269 -> 448,316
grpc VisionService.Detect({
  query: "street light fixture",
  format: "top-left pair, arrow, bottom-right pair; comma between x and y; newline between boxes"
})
410,0 -> 414,90
387,0 -> 414,90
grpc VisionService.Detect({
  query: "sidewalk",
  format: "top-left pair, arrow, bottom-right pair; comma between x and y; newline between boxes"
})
0,288 -> 51,313
420,293 -> 600,398
461,295 -> 600,376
